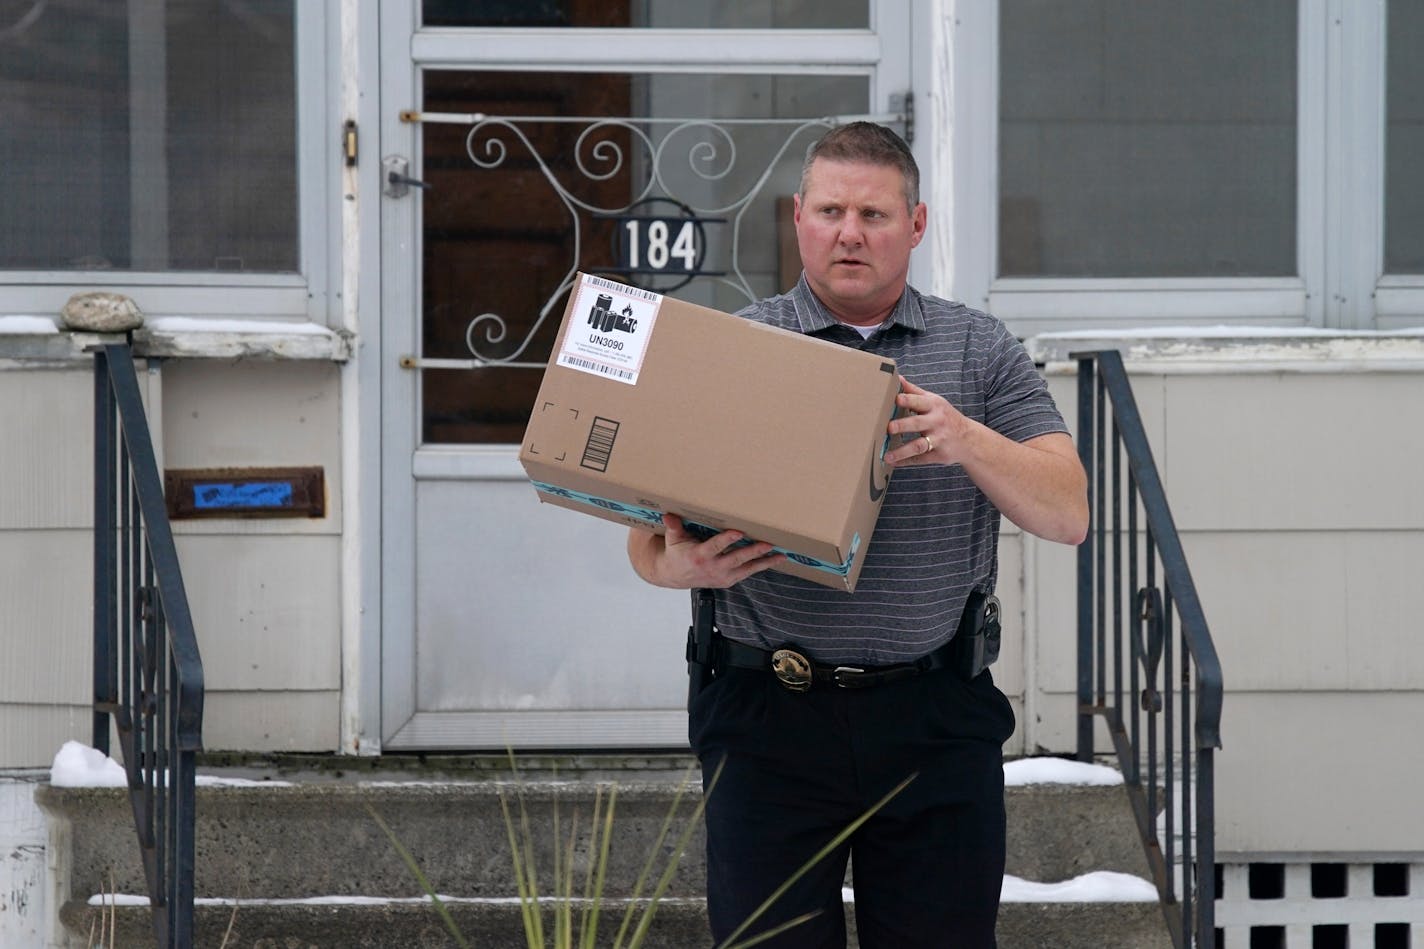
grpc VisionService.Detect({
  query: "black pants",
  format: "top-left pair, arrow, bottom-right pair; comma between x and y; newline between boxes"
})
689,663 -> 1015,949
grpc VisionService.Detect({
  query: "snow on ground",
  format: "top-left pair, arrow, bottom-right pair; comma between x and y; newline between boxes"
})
196,775 -> 296,787
1003,757 -> 1123,786
91,875 -> 1159,908
49,742 -> 127,787
49,741 -> 292,788
1000,872 -> 1158,902
90,894 -> 708,907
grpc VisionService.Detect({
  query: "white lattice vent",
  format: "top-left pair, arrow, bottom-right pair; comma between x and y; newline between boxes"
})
1215,861 -> 1424,947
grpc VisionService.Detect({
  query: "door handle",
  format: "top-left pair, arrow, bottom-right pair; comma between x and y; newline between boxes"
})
382,156 -> 431,198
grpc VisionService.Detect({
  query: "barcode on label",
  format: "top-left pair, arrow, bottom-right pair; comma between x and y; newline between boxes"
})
585,274 -> 661,303
561,355 -> 635,381
581,417 -> 620,472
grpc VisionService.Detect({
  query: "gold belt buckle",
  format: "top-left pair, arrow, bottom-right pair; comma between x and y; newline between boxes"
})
771,648 -> 813,692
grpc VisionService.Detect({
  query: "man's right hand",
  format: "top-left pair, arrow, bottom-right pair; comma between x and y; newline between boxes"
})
626,514 -> 785,589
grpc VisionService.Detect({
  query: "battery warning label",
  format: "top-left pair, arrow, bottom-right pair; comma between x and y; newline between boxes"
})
557,274 -> 662,385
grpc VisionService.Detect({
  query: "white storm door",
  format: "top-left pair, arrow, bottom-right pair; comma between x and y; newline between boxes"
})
378,0 -> 911,749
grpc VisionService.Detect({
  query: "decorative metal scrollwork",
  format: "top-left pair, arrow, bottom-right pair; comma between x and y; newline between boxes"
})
410,109 -> 905,369
1137,586 -> 1165,713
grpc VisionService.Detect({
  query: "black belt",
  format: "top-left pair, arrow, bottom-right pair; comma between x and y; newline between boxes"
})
715,637 -> 955,692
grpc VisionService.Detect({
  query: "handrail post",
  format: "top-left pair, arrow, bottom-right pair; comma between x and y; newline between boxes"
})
1197,746 -> 1217,946
93,349 -> 116,755
1076,356 -> 1095,761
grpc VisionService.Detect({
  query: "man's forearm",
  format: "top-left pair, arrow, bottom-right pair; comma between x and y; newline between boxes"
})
961,429 -> 1089,545
626,527 -> 667,586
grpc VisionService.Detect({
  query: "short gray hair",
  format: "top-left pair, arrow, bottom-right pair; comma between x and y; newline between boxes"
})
799,122 -> 920,210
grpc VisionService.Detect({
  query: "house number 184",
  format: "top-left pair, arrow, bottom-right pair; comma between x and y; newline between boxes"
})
622,218 -> 699,272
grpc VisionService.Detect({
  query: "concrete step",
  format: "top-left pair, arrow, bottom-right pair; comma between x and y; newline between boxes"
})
39,780 -> 710,902
36,769 -> 1153,903
1005,783 -> 1154,881
59,896 -> 1172,948
38,753 -> 1170,947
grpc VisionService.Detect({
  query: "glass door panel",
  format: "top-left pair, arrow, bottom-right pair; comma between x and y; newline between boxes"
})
419,70 -> 869,445
422,0 -> 868,29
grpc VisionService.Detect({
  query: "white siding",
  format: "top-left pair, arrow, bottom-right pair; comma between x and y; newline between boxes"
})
0,369 -> 93,530
0,531 -> 90,705
1164,373 -> 1424,531
178,534 -> 341,692
1215,691 -> 1424,855
163,359 -> 343,533
0,368 -> 105,767
0,358 -> 346,765
201,690 -> 340,751
160,360 -> 344,750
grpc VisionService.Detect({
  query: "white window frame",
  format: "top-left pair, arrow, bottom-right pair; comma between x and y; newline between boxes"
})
0,2 -> 336,328
944,0 -> 1424,336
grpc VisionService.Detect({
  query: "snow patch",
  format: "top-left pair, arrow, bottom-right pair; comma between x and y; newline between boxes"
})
1003,758 -> 1123,786
89,893 -> 706,907
144,316 -> 333,335
48,741 -> 293,788
50,742 -> 127,788
196,775 -> 295,788
95,879 -> 1159,909
1001,872 -> 1159,903
837,871 -> 1157,904
0,315 -> 60,334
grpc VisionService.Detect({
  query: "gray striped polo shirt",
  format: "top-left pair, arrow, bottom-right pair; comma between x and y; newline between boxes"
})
712,276 -> 1069,666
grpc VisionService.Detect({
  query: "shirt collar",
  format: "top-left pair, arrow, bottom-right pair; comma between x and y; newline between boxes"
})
789,274 -> 926,335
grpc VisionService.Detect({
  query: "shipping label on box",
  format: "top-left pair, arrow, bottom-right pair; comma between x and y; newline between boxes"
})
555,275 -> 663,385
521,273 -> 900,591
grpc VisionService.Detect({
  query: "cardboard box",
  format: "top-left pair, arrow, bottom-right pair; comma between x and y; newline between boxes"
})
519,273 -> 899,591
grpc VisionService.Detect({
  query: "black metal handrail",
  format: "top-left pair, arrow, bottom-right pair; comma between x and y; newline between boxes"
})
1074,349 -> 1224,949
93,343 -> 204,947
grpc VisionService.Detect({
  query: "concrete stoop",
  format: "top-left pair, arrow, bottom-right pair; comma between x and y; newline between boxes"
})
37,755 -> 1173,948
60,899 -> 1170,948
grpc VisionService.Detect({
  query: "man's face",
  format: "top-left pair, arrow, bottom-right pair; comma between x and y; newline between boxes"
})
794,158 -> 927,326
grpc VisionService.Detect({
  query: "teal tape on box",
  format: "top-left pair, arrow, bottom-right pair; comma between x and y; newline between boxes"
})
529,481 -> 860,578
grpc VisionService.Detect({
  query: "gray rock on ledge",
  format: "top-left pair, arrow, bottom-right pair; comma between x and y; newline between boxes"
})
60,291 -> 144,333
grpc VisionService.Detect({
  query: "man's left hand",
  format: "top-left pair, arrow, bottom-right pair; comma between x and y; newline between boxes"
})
882,376 -> 1089,545
884,376 -> 964,468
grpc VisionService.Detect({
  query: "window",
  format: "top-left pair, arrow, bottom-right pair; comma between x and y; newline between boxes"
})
1385,0 -> 1424,275
1,1 -> 296,272
0,1 -> 327,323
972,1 -> 1424,332
998,1 -> 1296,279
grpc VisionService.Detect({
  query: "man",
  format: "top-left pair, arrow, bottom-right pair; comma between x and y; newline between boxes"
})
626,123 -> 1088,947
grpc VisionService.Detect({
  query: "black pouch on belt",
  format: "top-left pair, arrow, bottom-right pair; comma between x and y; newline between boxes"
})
686,588 -> 717,709
952,590 -> 1002,681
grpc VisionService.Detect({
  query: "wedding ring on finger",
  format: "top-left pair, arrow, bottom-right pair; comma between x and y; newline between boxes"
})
922,435 -> 934,454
